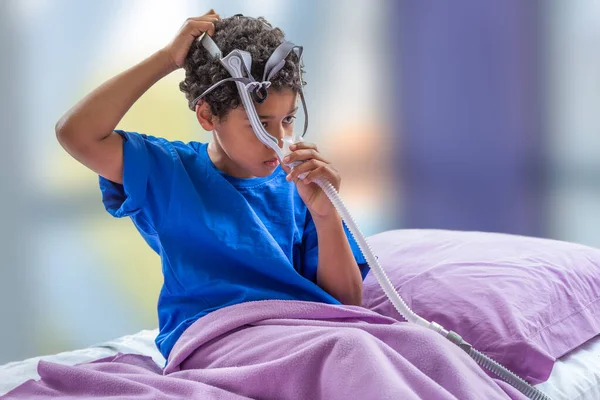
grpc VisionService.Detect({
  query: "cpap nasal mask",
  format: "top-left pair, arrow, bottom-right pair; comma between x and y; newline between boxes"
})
190,17 -> 550,400
190,19 -> 307,167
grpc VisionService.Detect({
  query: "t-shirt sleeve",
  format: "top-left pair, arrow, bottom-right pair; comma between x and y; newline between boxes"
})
99,130 -> 176,229
301,212 -> 370,283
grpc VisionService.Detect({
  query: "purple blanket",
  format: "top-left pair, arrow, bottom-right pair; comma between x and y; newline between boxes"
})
2,300 -> 525,400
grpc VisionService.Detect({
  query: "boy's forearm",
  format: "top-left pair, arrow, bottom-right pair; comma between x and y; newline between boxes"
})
56,49 -> 177,142
314,213 -> 363,306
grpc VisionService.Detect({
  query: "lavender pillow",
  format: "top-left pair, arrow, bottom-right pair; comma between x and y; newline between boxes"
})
361,229 -> 600,384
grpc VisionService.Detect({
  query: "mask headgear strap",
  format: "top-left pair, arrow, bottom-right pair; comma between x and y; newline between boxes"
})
190,32 -> 309,138
260,41 -> 309,138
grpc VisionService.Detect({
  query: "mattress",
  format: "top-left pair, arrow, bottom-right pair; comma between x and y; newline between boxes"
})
1,330 -> 598,399
535,334 -> 600,400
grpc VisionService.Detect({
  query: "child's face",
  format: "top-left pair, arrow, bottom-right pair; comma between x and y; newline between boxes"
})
212,88 -> 299,178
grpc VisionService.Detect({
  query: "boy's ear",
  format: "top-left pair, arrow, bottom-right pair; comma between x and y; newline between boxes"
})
195,101 -> 217,130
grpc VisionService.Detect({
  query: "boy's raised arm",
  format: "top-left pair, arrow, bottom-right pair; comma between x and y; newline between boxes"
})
55,10 -> 219,184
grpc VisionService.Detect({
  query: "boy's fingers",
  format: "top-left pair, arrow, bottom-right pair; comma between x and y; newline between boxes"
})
187,20 -> 217,36
283,149 -> 329,164
286,160 -> 321,182
189,13 -> 220,22
188,16 -> 220,23
301,166 -> 324,184
302,165 -> 340,187
290,141 -> 318,151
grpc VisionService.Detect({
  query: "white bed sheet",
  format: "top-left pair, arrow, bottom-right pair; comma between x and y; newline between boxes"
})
0,329 -> 164,396
1,330 -> 599,399
535,334 -> 600,400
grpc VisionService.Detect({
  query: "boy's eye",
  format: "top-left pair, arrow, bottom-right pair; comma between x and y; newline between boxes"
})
257,116 -> 295,129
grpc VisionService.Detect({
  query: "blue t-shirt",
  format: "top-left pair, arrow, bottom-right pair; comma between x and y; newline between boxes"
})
99,130 -> 369,360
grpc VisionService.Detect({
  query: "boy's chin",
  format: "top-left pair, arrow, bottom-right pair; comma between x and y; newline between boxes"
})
254,168 -> 275,177
238,160 -> 279,178
257,160 -> 280,175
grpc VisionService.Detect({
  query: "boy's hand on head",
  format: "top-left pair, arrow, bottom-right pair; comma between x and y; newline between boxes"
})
163,9 -> 220,70
282,142 -> 341,219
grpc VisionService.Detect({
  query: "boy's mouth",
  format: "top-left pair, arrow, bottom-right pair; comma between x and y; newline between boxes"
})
263,158 -> 279,168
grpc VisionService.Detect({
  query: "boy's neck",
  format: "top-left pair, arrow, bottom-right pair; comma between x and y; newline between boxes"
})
207,140 -> 255,179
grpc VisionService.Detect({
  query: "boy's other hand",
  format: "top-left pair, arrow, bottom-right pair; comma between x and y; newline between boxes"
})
163,10 -> 220,70
282,142 -> 342,219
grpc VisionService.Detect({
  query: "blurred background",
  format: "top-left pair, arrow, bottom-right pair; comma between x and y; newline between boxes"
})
0,0 -> 599,363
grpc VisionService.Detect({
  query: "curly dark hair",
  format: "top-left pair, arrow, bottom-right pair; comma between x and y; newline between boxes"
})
179,15 -> 306,120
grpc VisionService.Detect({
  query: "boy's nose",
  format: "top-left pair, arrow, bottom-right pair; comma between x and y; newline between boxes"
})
267,127 -> 285,145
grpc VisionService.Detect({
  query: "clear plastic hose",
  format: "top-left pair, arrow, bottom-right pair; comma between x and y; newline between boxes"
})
313,176 -> 551,400
315,178 -> 428,328
468,347 -> 549,400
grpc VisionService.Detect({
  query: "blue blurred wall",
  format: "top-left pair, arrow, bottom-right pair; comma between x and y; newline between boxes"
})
395,0 -> 545,236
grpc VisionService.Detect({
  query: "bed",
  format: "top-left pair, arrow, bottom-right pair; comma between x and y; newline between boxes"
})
1,330 -> 599,399
1,229 -> 599,399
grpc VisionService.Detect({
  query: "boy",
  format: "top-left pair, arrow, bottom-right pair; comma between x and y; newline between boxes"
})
55,10 -> 369,361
